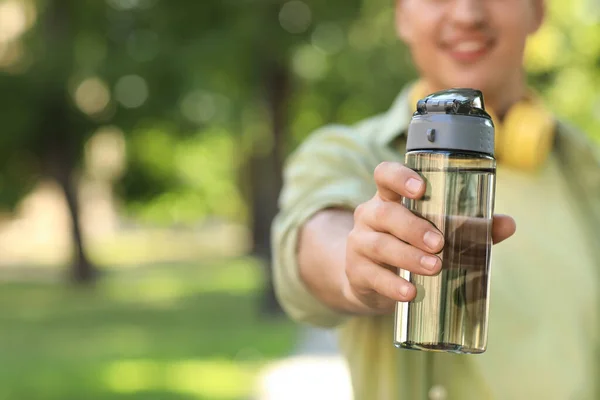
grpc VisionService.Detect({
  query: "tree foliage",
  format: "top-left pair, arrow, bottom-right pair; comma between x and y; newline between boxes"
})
0,0 -> 596,281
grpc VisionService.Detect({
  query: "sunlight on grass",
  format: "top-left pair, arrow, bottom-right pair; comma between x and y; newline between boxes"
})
104,326 -> 151,355
104,359 -> 161,393
104,358 -> 257,399
165,359 -> 255,399
104,272 -> 187,305
102,257 -> 263,305
90,224 -> 250,267
0,260 -> 297,399
205,259 -> 262,294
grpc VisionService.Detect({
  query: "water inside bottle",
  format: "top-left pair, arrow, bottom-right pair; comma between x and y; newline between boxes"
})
395,152 -> 496,354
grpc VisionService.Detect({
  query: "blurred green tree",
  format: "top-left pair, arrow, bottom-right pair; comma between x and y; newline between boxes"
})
525,0 -> 600,143
0,0 -> 229,282
0,0 -> 596,287
0,0 -> 101,282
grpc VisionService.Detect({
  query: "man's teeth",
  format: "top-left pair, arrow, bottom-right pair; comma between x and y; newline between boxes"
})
453,41 -> 486,52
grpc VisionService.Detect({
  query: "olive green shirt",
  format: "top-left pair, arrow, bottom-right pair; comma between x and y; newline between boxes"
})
272,84 -> 600,400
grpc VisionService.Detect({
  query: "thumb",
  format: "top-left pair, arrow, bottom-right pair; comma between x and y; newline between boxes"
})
492,214 -> 516,244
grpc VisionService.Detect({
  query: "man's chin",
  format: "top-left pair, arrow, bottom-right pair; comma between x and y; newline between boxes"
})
441,76 -> 491,92
423,71 -> 496,95
446,74 -> 489,90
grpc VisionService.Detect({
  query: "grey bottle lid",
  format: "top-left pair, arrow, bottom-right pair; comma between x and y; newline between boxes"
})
406,89 -> 495,156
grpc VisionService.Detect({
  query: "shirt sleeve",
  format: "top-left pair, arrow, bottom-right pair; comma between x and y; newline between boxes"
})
271,125 -> 384,328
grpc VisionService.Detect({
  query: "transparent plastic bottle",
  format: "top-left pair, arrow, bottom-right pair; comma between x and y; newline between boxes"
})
394,89 -> 496,354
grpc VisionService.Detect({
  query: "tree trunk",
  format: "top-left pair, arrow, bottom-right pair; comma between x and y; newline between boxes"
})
38,0 -> 96,284
56,165 -> 96,283
250,63 -> 289,315
43,129 -> 97,284
44,123 -> 97,284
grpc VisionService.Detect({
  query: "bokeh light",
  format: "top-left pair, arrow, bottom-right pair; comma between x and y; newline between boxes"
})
0,0 -> 28,42
292,45 -> 328,81
115,74 -> 149,109
311,23 -> 345,55
74,77 -> 111,117
85,126 -> 127,181
0,40 -> 23,68
180,90 -> 217,124
279,1 -> 312,34
525,24 -> 565,73
348,22 -> 378,50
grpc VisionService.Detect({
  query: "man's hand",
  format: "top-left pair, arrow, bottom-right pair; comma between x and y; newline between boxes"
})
342,161 -> 516,315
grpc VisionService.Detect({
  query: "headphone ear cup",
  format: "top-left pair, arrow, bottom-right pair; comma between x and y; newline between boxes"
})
499,101 -> 556,170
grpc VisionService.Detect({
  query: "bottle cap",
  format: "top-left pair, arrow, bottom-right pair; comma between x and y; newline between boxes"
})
407,89 -> 495,156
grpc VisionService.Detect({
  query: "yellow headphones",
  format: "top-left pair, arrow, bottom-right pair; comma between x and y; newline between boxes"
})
410,81 -> 556,171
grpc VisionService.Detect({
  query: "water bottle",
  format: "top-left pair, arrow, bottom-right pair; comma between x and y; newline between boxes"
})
394,88 -> 496,354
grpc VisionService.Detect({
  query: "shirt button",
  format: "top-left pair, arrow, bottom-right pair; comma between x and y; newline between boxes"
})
428,385 -> 448,400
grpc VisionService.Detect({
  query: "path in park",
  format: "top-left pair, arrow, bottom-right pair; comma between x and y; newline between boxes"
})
255,325 -> 354,400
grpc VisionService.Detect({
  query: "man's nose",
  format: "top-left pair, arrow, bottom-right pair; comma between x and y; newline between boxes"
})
448,0 -> 486,29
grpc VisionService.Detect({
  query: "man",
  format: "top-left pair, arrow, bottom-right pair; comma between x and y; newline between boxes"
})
272,0 -> 600,398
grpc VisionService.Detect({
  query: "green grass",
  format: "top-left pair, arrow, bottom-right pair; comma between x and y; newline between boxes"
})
0,258 -> 297,400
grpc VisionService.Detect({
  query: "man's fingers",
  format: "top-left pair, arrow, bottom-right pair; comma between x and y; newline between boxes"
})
346,260 -> 416,305
357,199 -> 445,254
492,214 -> 516,244
373,161 -> 425,202
349,230 -> 442,276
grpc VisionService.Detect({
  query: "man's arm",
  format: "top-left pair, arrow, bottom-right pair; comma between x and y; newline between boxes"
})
296,162 -> 517,318
297,209 -> 355,314
271,127 -> 381,327
272,128 -> 516,326
295,162 -> 443,316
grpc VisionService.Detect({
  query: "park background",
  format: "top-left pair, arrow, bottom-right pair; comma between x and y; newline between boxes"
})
0,0 -> 598,399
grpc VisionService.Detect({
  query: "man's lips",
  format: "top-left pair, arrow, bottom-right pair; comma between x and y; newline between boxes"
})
442,39 -> 495,63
